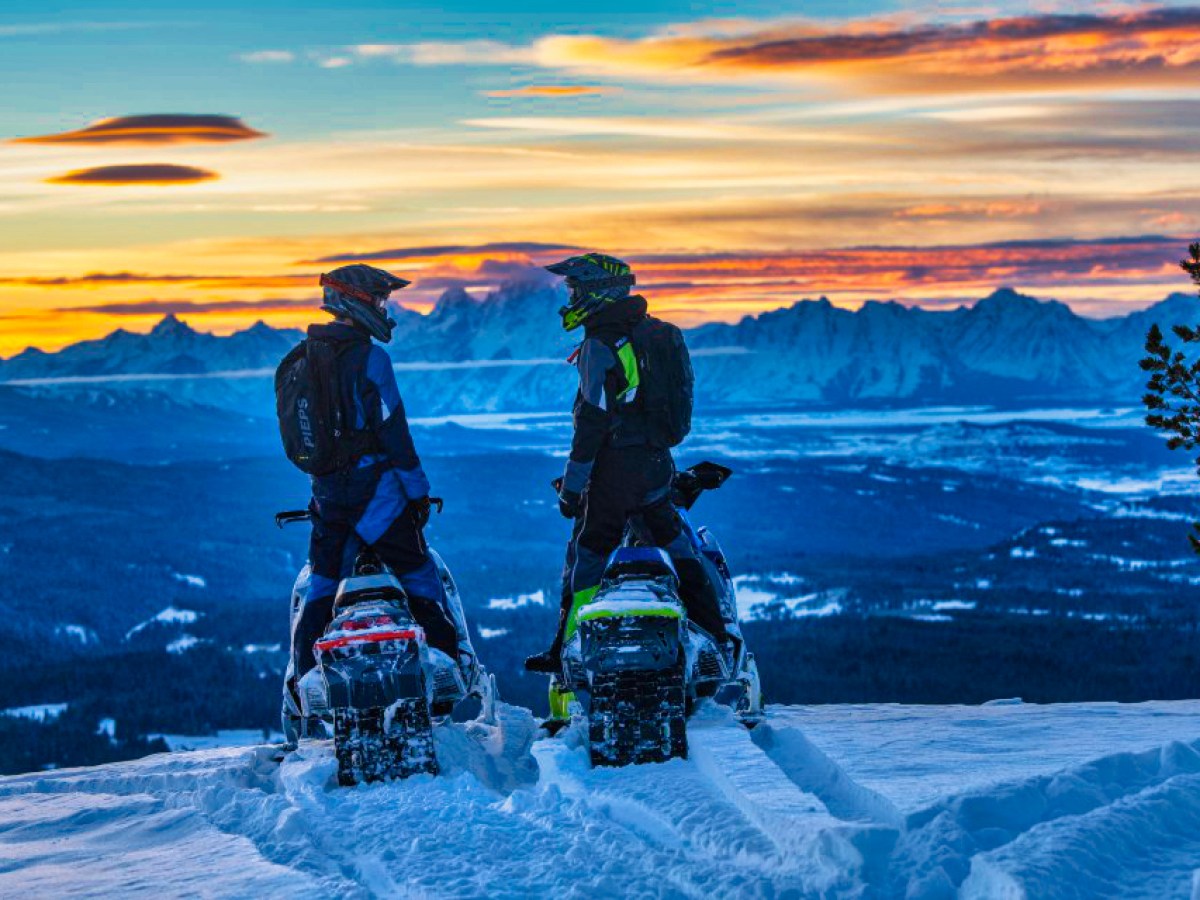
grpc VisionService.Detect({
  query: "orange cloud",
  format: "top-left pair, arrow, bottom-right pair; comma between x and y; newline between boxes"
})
2,235 -> 1188,353
483,85 -> 618,97
627,235 -> 1187,304
46,164 -> 219,186
61,298 -> 314,316
895,200 -> 1044,220
0,272 -> 315,289
532,7 -> 1200,93
12,114 -> 267,145
308,241 -> 580,265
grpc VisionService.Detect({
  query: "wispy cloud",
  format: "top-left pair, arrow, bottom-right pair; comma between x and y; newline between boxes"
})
308,241 -> 581,264
696,7 -> 1200,92
0,21 -> 152,38
0,272 -> 314,288
335,7 -> 1200,94
46,164 -> 219,185
347,40 -> 534,66
483,85 -> 618,98
459,116 -> 862,142
625,235 -> 1189,311
61,297 -> 312,316
238,50 -> 294,64
12,114 -> 267,146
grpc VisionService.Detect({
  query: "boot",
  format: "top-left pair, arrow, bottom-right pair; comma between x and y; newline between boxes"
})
525,607 -> 568,674
524,647 -> 562,674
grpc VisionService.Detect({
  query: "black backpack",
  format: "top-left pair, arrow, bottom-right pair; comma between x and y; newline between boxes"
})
629,315 -> 694,449
275,338 -> 375,475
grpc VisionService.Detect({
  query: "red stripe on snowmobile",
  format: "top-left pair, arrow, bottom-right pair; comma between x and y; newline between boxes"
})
315,628 -> 423,652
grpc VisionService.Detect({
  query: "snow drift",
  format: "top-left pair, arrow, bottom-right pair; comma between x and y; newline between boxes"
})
2,701 -> 1199,898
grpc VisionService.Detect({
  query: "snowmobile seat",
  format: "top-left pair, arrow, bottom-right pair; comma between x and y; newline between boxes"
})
334,572 -> 409,610
603,547 -> 679,587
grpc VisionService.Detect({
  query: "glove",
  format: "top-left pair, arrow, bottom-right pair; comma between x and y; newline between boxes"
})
412,496 -> 432,529
558,488 -> 582,519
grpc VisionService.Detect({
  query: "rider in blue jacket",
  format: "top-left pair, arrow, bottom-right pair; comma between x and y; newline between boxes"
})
290,264 -> 458,687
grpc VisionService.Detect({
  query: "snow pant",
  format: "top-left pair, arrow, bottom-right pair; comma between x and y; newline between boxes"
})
559,445 -> 727,643
292,464 -> 458,681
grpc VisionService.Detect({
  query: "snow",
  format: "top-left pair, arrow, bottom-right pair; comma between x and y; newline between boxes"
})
166,634 -> 200,654
96,718 -> 115,740
3,701 -> 1198,897
172,572 -> 208,588
734,576 -> 844,619
243,643 -> 282,654
486,590 -> 546,610
477,628 -> 508,640
931,600 -> 976,611
125,606 -> 200,640
733,583 -> 778,618
1,703 -> 67,722
152,730 -> 283,752
1092,555 -> 1195,572
54,624 -> 96,645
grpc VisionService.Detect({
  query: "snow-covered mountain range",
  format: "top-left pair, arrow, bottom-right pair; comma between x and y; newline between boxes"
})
2,284 -> 1193,412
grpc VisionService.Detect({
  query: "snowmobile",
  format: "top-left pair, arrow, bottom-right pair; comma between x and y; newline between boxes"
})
276,503 -> 496,786
550,461 -> 763,767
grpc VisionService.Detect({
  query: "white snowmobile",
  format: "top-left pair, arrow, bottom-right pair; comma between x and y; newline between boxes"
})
276,505 -> 496,786
550,462 -> 763,767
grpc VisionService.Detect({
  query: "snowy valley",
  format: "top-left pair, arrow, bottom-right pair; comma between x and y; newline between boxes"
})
0,282 -> 1198,897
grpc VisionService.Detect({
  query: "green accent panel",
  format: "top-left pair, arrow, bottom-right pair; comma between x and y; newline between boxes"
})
548,683 -> 575,720
561,306 -> 587,332
616,342 -> 639,401
578,605 -> 683,622
563,586 -> 598,641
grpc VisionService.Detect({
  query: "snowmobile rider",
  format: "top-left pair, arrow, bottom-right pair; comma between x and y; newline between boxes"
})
525,253 -> 727,675
289,264 -> 459,687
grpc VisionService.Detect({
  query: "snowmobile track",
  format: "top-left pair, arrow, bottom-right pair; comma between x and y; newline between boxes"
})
586,667 -> 687,767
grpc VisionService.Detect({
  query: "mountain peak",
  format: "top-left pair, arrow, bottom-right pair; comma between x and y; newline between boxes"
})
978,287 -> 1039,308
241,320 -> 277,336
432,286 -> 477,316
149,314 -> 196,339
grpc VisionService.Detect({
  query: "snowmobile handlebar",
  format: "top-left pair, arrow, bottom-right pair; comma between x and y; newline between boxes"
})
551,463 -> 732,510
274,509 -> 313,528
275,497 -> 443,529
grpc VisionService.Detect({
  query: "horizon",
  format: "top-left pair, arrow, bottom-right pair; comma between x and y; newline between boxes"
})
3,2 -> 1200,354
4,280 -> 1192,362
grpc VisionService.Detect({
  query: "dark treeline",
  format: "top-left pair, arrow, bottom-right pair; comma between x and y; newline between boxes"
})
3,613 -> 1199,774
748,614 -> 1200,705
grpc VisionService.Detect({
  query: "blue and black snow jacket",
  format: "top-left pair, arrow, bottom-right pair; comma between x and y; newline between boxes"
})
305,321 -> 431,505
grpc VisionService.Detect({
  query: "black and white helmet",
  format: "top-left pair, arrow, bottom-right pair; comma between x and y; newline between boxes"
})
319,264 -> 411,342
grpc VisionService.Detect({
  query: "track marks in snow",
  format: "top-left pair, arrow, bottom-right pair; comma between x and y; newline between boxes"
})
751,721 -> 903,828
532,705 -> 892,897
0,747 -> 331,898
893,738 -> 1200,898
7,704 -> 1200,898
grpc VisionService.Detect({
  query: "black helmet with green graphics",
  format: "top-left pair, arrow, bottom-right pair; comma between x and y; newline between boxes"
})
545,253 -> 637,332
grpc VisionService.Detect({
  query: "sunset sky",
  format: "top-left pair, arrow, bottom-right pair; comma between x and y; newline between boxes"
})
2,1 -> 1200,354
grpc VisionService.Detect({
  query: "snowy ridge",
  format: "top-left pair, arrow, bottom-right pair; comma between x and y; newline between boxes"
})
2,702 -> 1200,897
2,286 -> 1193,413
